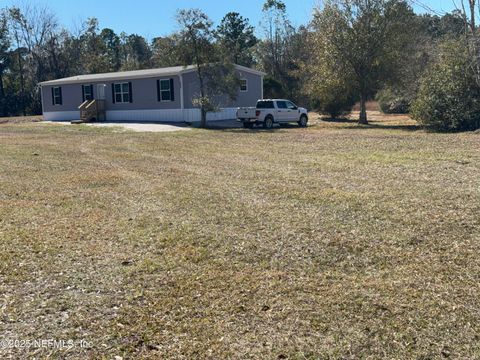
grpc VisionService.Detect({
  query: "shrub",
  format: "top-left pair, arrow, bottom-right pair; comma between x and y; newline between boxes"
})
263,77 -> 285,99
305,69 -> 356,119
411,39 -> 480,131
320,88 -> 357,119
376,87 -> 411,114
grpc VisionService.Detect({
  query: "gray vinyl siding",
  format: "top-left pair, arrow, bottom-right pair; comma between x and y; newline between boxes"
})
41,69 -> 263,114
42,76 -> 181,113
182,70 -> 262,109
42,84 -> 83,112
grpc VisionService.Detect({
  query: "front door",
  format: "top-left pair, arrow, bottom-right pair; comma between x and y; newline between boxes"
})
96,84 -> 107,121
97,84 -> 106,100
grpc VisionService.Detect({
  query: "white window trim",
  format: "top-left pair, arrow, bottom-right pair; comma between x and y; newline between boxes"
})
84,85 -> 93,101
240,79 -> 248,92
114,82 -> 130,104
159,78 -> 172,102
53,86 -> 62,105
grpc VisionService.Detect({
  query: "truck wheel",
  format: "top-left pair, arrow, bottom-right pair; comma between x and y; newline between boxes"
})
243,122 -> 253,129
298,115 -> 308,127
263,116 -> 274,129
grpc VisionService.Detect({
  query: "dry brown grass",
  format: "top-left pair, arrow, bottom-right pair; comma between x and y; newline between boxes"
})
0,115 -> 43,124
0,113 -> 479,359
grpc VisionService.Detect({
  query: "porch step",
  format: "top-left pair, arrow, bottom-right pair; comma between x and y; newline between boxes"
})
76,99 -> 106,124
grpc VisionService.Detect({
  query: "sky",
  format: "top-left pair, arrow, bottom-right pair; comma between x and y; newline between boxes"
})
2,0 -> 457,40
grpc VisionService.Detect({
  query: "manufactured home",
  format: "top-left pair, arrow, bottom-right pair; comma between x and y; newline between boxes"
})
39,64 -> 265,122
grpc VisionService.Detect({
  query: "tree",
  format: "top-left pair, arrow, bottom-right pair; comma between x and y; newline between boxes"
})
374,2 -> 427,113
420,11 -> 465,39
258,0 -> 298,98
216,12 -> 257,66
455,0 -> 480,86
0,12 -> 10,116
100,28 -> 121,72
176,9 -> 239,128
257,1 -> 309,102
302,21 -> 356,118
311,0 -> 414,124
9,4 -> 59,114
411,39 -> 480,131
260,0 -> 292,78
80,18 -> 110,74
151,35 -> 182,67
121,33 -> 151,70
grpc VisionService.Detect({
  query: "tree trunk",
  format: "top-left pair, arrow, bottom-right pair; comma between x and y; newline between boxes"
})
359,93 -> 368,124
196,64 -> 207,128
0,72 -> 5,117
16,48 -> 26,116
200,107 -> 207,128
469,0 -> 476,34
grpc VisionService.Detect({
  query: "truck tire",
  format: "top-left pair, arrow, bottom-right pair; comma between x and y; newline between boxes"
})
263,116 -> 274,129
243,122 -> 253,129
298,114 -> 308,127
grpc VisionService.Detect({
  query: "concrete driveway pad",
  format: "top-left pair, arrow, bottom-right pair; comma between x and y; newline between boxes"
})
44,121 -> 191,132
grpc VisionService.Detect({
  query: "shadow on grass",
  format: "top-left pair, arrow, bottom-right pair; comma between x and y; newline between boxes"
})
343,123 -> 422,132
320,117 -> 422,132
191,119 -> 286,132
321,117 -> 357,123
204,122 -> 308,133
191,118 -> 423,132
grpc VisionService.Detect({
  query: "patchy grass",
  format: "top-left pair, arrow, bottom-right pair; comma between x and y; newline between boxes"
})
0,115 -> 42,124
0,114 -> 479,359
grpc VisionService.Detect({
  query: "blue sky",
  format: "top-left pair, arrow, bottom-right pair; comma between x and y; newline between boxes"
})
3,0 -> 456,39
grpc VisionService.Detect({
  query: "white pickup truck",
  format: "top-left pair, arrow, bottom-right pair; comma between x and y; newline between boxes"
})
237,99 -> 308,129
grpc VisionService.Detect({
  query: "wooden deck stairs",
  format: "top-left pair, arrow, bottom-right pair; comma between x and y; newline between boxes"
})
72,100 -> 106,124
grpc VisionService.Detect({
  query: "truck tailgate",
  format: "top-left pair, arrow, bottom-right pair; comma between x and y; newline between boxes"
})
236,107 -> 256,119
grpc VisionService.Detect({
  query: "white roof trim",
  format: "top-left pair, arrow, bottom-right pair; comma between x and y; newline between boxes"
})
39,64 -> 266,86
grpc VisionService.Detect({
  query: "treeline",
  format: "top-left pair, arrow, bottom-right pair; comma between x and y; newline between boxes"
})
302,0 -> 480,130
0,1 -> 303,117
1,0 -> 480,131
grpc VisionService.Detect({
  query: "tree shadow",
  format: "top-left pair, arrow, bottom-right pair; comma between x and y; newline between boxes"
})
195,119 -> 286,132
319,116 -> 422,132
321,117 -> 357,123
189,117 -> 423,132
340,122 -> 422,132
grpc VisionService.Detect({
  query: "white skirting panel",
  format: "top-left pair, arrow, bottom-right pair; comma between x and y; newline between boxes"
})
182,108 -> 237,122
43,111 -> 80,121
106,109 -> 185,122
107,108 -> 238,122
206,108 -> 237,121
43,108 -> 238,123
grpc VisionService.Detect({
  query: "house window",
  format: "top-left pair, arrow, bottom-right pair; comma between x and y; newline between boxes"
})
240,79 -> 248,92
52,87 -> 62,105
113,82 -> 131,103
157,79 -> 174,102
82,84 -> 93,101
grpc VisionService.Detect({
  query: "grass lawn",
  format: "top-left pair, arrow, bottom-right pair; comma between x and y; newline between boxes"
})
0,113 -> 479,359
